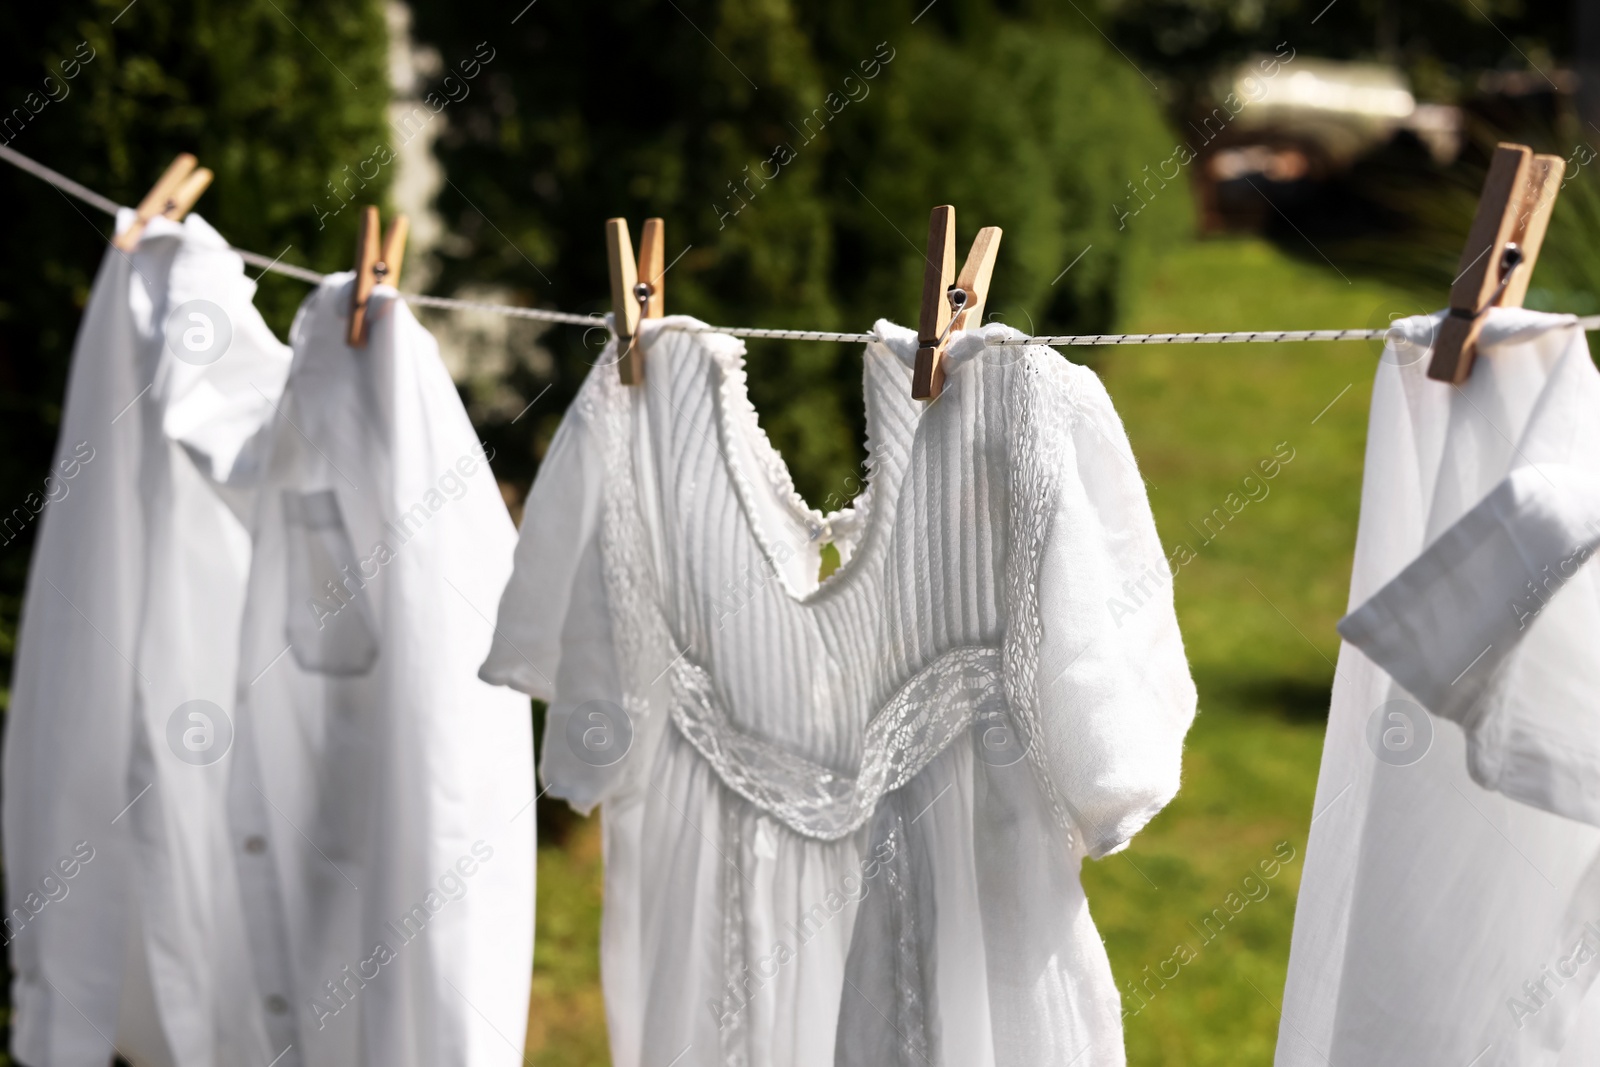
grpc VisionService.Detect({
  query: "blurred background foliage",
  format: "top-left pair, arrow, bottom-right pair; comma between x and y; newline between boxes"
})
0,0 -> 391,705
413,0 -> 1190,506
0,0 -> 1595,1063
1103,0 -> 1566,104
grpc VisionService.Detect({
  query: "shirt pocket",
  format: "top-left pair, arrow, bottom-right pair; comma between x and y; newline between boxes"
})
283,488 -> 380,675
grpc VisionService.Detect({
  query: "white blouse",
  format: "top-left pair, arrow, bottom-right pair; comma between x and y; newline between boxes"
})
481,317 -> 1195,1066
1278,310 -> 1600,1067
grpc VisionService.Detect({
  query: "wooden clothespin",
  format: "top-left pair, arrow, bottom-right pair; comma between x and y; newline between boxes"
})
606,216 -> 665,384
911,206 -> 1003,400
1428,143 -> 1566,383
113,153 -> 215,251
348,205 -> 410,347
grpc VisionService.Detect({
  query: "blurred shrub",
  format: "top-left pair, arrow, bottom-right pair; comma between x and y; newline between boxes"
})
844,22 -> 1191,336
410,0 -> 1191,505
1529,162 -> 1600,316
0,0 -> 390,692
1305,120 -> 1600,316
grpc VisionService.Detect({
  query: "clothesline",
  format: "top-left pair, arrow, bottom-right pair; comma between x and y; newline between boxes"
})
7,142 -> 1598,345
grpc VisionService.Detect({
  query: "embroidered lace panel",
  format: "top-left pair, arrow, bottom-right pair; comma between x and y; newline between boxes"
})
1001,354 -> 1080,844
670,645 -> 1004,841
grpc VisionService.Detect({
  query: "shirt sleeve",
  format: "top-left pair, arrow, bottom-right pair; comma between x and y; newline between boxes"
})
1339,463 -> 1600,823
159,215 -> 293,491
479,378 -> 625,814
1338,323 -> 1600,826
1033,363 -> 1197,858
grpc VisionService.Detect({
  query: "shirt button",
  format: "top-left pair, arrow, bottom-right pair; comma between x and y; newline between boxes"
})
266,994 -> 290,1015
244,835 -> 268,854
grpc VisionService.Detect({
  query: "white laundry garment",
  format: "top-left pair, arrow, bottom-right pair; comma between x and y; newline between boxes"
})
480,317 -> 1196,1067
225,273 -> 534,1067
1339,321 -> 1600,826
1277,309 -> 1600,1067
3,210 -> 291,1067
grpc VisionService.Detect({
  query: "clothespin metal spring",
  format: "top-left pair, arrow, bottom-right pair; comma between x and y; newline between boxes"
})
936,287 -> 968,349
1447,244 -> 1523,323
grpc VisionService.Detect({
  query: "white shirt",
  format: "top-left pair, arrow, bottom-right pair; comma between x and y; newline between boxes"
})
1339,317 -> 1600,827
481,318 -> 1196,1066
225,273 -> 534,1067
1277,309 -> 1600,1067
3,211 -> 291,1067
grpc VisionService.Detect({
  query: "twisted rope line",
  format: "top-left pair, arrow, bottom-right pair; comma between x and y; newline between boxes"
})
8,144 -> 1599,344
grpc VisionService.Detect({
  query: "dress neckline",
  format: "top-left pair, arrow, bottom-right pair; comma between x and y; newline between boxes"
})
644,318 -> 918,606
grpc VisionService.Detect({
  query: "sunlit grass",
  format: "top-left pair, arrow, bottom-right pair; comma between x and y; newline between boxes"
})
1085,236 -> 1424,1065
526,814 -> 607,1066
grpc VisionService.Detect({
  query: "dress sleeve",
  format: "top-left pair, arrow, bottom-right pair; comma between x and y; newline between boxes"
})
1032,364 -> 1197,858
480,378 -> 625,814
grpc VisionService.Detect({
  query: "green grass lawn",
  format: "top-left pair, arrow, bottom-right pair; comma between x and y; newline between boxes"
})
1083,238 -> 1419,1066
523,237 -> 1426,1066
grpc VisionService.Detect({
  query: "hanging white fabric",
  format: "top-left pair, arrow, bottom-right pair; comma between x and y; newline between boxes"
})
1337,324 -> 1600,827
1277,309 -> 1600,1067
480,317 -> 1196,1067
224,272 -> 534,1067
3,210 -> 291,1067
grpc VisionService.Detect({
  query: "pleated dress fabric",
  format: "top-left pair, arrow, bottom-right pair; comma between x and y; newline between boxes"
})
481,317 -> 1196,1067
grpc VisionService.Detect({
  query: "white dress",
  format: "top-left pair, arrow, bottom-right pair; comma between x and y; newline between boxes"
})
225,274 -> 535,1067
1277,310 -> 1600,1067
480,317 -> 1196,1067
3,211 -> 291,1067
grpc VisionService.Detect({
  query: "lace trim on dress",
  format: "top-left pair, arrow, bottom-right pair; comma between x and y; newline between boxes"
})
706,328 -> 883,599
669,645 -> 1004,841
588,347 -> 678,793
880,807 -> 938,1067
1000,351 -> 1082,843
836,792 -> 940,1067
719,801 -> 751,1067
